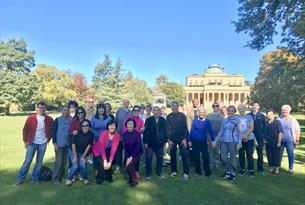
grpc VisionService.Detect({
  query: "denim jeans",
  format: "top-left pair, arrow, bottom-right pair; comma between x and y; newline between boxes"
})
67,152 -> 88,180
280,141 -> 295,170
17,143 -> 47,182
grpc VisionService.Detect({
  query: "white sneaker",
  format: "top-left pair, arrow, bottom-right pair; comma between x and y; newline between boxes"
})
83,179 -> 90,185
183,173 -> 189,180
66,179 -> 72,186
170,172 -> 177,177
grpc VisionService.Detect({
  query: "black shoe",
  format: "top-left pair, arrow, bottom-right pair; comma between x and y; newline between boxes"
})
239,169 -> 245,176
129,181 -> 138,187
228,174 -> 236,181
247,171 -> 255,178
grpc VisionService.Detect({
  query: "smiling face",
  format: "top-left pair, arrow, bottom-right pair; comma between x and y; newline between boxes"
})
77,109 -> 85,120
238,104 -> 246,115
81,121 -> 90,134
108,123 -> 116,134
127,121 -> 135,132
171,102 -> 179,112
227,106 -> 236,117
153,106 -> 161,118
212,103 -> 220,112
105,104 -> 111,114
37,104 -> 46,115
133,107 -> 140,117
61,106 -> 69,117
252,103 -> 260,113
122,100 -> 130,109
267,111 -> 274,121
98,106 -> 105,116
87,98 -> 95,109
198,108 -> 206,119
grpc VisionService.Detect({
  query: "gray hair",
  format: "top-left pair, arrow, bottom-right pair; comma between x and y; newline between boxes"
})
281,104 -> 291,113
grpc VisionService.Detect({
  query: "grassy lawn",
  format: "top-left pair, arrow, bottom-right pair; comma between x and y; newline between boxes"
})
0,113 -> 304,205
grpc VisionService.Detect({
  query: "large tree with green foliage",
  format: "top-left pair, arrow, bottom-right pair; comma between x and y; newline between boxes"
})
0,38 -> 39,114
92,55 -> 125,109
234,0 -> 305,55
159,81 -> 186,106
251,49 -> 305,111
123,71 -> 153,106
33,64 -> 77,108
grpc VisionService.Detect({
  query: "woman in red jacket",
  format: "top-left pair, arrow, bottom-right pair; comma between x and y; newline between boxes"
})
92,120 -> 120,184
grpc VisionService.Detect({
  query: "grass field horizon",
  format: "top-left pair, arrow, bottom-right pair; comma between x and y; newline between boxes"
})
0,113 -> 304,205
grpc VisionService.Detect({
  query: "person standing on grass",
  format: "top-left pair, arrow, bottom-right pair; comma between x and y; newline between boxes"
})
14,101 -> 54,186
215,105 -> 242,181
123,118 -> 143,187
66,119 -> 94,186
247,102 -> 266,175
115,99 -> 133,169
122,105 -> 144,177
188,107 -> 215,177
68,100 -> 78,120
186,99 -> 199,165
265,109 -> 283,175
167,100 -> 190,180
143,106 -> 167,179
105,103 -> 115,120
238,103 -> 255,178
206,102 -> 224,169
52,106 -> 72,184
92,120 -> 120,184
91,103 -> 111,142
278,104 -> 301,174
85,96 -> 96,121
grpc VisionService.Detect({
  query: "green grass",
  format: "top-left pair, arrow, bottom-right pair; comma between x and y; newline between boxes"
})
0,113 -> 305,205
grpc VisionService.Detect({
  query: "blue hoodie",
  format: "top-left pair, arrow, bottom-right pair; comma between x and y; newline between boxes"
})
188,118 -> 215,142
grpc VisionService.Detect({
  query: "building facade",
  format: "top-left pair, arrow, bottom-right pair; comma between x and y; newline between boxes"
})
184,64 -> 251,106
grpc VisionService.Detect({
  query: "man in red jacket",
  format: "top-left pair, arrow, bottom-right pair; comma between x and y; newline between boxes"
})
14,101 -> 54,186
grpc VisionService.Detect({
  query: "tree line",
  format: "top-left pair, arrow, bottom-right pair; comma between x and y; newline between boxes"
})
0,39 -> 186,114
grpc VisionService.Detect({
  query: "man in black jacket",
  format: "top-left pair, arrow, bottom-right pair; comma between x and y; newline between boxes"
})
143,106 -> 167,179
166,100 -> 190,180
247,102 -> 266,175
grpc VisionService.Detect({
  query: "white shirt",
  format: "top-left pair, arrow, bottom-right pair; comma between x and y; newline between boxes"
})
33,115 -> 47,144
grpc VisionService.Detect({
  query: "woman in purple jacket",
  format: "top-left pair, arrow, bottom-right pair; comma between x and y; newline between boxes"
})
123,118 -> 143,187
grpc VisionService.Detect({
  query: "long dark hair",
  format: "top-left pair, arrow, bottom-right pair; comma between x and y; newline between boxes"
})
76,107 -> 86,120
94,103 -> 107,119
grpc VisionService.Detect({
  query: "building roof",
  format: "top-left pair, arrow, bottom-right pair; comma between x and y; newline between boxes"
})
205,64 -> 224,73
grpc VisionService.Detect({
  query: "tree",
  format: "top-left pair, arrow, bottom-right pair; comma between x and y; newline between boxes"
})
92,55 -> 125,109
155,74 -> 169,92
251,49 -> 305,111
159,82 -> 186,106
123,71 -> 153,105
33,64 -> 77,108
0,38 -> 38,114
234,0 -> 305,55
72,73 -> 91,104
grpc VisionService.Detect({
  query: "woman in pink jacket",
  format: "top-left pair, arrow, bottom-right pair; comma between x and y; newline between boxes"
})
92,120 -> 120,184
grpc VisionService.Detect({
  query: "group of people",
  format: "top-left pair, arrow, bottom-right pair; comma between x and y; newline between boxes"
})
14,97 -> 301,187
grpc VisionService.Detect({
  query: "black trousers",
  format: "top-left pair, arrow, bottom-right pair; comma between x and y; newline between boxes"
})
116,141 -> 124,167
94,149 -> 116,184
145,147 -> 163,177
192,140 -> 211,176
170,140 -> 189,175
239,140 -> 254,171
256,137 -> 264,171
266,145 -> 281,167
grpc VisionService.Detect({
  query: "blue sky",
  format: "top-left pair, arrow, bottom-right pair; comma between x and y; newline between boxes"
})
1,0 -> 280,87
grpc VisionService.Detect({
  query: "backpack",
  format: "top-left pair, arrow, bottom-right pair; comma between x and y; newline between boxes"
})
38,165 -> 53,181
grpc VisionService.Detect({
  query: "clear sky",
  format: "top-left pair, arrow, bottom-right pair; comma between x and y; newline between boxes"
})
1,0 -> 280,87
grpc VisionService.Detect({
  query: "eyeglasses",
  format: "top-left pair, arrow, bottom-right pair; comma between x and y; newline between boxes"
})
82,124 -> 90,127
77,112 -> 84,114
88,101 -> 94,103
212,105 -> 220,108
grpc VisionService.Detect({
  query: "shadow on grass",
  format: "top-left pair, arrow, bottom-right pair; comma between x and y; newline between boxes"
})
1,154 -> 305,205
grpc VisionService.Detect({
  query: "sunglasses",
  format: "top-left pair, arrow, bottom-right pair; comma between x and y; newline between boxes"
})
212,105 -> 220,108
82,124 -> 90,127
